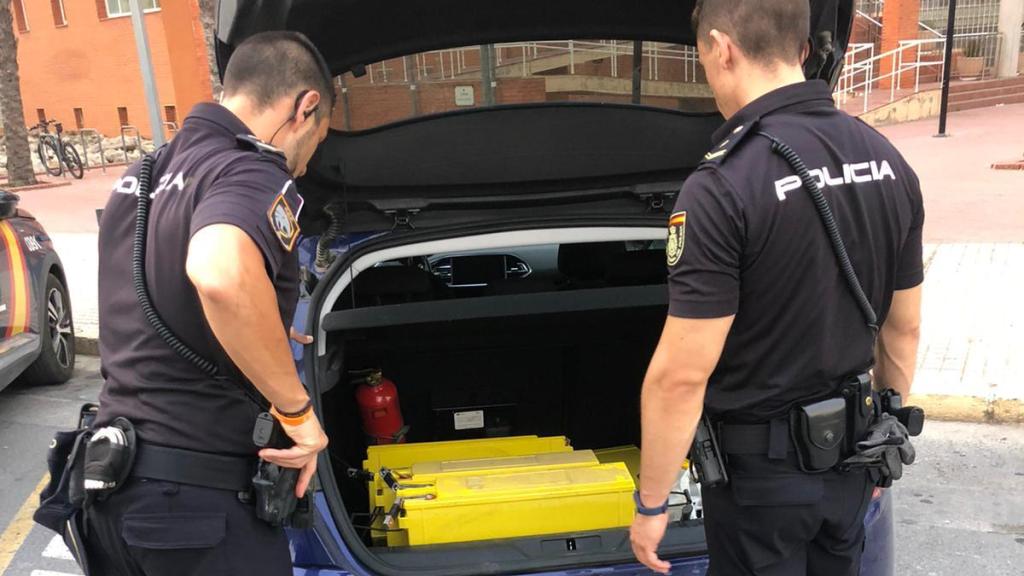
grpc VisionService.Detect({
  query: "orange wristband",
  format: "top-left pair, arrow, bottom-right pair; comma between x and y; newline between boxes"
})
271,402 -> 314,426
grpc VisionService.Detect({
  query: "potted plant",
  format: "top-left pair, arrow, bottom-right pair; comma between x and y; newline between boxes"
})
955,39 -> 985,79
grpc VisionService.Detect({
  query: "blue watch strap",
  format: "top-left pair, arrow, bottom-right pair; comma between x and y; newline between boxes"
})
633,490 -> 669,516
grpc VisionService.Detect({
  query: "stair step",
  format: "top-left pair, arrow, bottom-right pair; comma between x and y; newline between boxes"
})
949,85 -> 1024,103
950,76 -> 1024,94
948,92 -> 1024,112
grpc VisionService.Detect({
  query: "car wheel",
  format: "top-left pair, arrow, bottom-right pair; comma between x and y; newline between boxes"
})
21,274 -> 76,385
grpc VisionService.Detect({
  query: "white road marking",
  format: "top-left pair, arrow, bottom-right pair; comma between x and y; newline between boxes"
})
42,535 -> 75,561
30,570 -> 81,576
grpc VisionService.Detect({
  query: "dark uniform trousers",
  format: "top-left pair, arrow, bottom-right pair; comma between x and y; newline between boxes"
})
702,449 -> 874,576
83,478 -> 292,576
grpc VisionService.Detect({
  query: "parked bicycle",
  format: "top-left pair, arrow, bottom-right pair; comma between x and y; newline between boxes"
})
32,119 -> 84,179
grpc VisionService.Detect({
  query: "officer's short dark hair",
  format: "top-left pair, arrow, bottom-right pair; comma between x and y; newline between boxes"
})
222,31 -> 336,121
691,0 -> 809,67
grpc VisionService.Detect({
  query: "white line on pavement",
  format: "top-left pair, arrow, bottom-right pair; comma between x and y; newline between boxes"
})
42,535 -> 75,561
30,570 -> 81,576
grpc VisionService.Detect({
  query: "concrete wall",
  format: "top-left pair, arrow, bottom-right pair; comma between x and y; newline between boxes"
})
859,88 -> 942,127
879,0 -> 923,89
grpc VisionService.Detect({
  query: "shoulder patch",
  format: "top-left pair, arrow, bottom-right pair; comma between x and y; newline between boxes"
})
666,211 -> 686,266
700,120 -> 758,167
267,181 -> 303,252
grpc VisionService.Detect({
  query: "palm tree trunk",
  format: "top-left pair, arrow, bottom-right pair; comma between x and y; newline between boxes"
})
0,1 -> 38,187
198,0 -> 222,99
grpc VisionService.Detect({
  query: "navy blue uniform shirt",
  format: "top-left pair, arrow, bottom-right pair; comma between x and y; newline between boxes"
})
96,103 -> 304,455
666,80 -> 924,422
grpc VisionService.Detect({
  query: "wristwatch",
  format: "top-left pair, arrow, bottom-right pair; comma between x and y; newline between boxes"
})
633,490 -> 669,516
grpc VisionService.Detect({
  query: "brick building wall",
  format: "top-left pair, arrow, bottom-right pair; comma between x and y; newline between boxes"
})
879,0 -> 923,88
13,0 -> 211,139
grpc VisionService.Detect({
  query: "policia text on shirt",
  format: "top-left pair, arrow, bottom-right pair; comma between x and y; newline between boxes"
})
32,32 -> 337,576
630,2 -> 924,576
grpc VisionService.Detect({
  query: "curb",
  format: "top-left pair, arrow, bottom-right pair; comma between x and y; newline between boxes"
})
75,336 -> 100,357
908,393 -> 1024,425
3,180 -> 73,192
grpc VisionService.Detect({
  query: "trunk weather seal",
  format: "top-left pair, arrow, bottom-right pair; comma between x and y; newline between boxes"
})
304,217 -> 705,576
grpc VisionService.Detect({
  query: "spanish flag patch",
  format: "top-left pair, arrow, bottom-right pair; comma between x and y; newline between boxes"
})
666,211 -> 686,266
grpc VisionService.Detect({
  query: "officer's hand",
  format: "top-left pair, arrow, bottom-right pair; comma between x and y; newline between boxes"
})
258,416 -> 329,497
289,327 -> 313,345
630,513 -> 671,574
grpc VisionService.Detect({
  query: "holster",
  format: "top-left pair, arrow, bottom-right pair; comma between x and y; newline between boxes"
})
34,404 -> 99,575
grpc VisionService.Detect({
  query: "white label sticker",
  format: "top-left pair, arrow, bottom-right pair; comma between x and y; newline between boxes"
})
454,85 -> 475,106
453,410 -> 485,430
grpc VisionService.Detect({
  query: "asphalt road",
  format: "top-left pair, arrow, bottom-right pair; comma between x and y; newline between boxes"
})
0,356 -> 102,576
0,359 -> 1021,576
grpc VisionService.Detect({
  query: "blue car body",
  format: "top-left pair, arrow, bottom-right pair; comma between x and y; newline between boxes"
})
0,191 -> 75,391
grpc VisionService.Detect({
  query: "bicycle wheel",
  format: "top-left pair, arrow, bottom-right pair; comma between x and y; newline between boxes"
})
37,138 -> 62,176
62,142 -> 84,179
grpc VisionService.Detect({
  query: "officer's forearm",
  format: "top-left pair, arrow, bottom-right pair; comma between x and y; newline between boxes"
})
638,315 -> 731,508
873,286 -> 922,398
639,371 -> 706,508
188,225 -> 309,413
874,324 -> 919,399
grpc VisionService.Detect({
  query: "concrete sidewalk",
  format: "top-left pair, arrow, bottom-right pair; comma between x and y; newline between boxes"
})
10,104 -> 1024,423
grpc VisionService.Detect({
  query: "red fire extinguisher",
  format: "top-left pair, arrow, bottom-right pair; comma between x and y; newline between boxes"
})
354,369 -> 407,444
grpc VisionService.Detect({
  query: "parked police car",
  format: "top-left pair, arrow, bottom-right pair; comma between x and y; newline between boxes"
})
0,189 -> 74,392
217,1 -> 896,575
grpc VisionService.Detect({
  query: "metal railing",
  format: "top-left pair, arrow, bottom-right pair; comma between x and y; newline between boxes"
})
120,125 -> 142,164
367,40 -> 703,85
834,31 -> 1004,113
76,128 -> 107,173
163,121 -> 179,141
836,43 -> 877,107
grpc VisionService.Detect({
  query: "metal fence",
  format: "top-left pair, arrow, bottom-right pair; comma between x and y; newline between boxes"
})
364,41 -> 704,86
919,0 -> 1003,77
855,0 -> 886,46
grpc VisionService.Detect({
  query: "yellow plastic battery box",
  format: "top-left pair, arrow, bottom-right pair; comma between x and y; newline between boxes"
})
364,436 -> 572,511
410,450 -> 599,481
394,462 -> 636,546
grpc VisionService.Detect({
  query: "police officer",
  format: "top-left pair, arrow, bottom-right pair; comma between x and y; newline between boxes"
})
86,32 -> 335,575
629,1 -> 923,574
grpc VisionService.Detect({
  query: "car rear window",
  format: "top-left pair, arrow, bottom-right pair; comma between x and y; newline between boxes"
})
329,40 -> 715,131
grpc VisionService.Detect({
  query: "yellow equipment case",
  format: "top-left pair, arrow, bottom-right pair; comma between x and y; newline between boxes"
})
364,436 -> 573,513
394,462 -> 636,546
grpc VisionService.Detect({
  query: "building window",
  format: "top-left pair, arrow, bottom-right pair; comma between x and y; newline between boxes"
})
12,0 -> 29,33
74,108 -> 85,130
164,105 -> 177,125
117,107 -> 130,127
51,0 -> 67,26
104,0 -> 160,18
37,109 -> 48,124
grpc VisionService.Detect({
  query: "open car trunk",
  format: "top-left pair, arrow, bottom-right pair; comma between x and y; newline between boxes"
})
308,227 -> 709,575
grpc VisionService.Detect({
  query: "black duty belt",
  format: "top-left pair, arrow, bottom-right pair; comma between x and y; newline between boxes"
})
719,418 -> 795,460
131,443 -> 257,492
